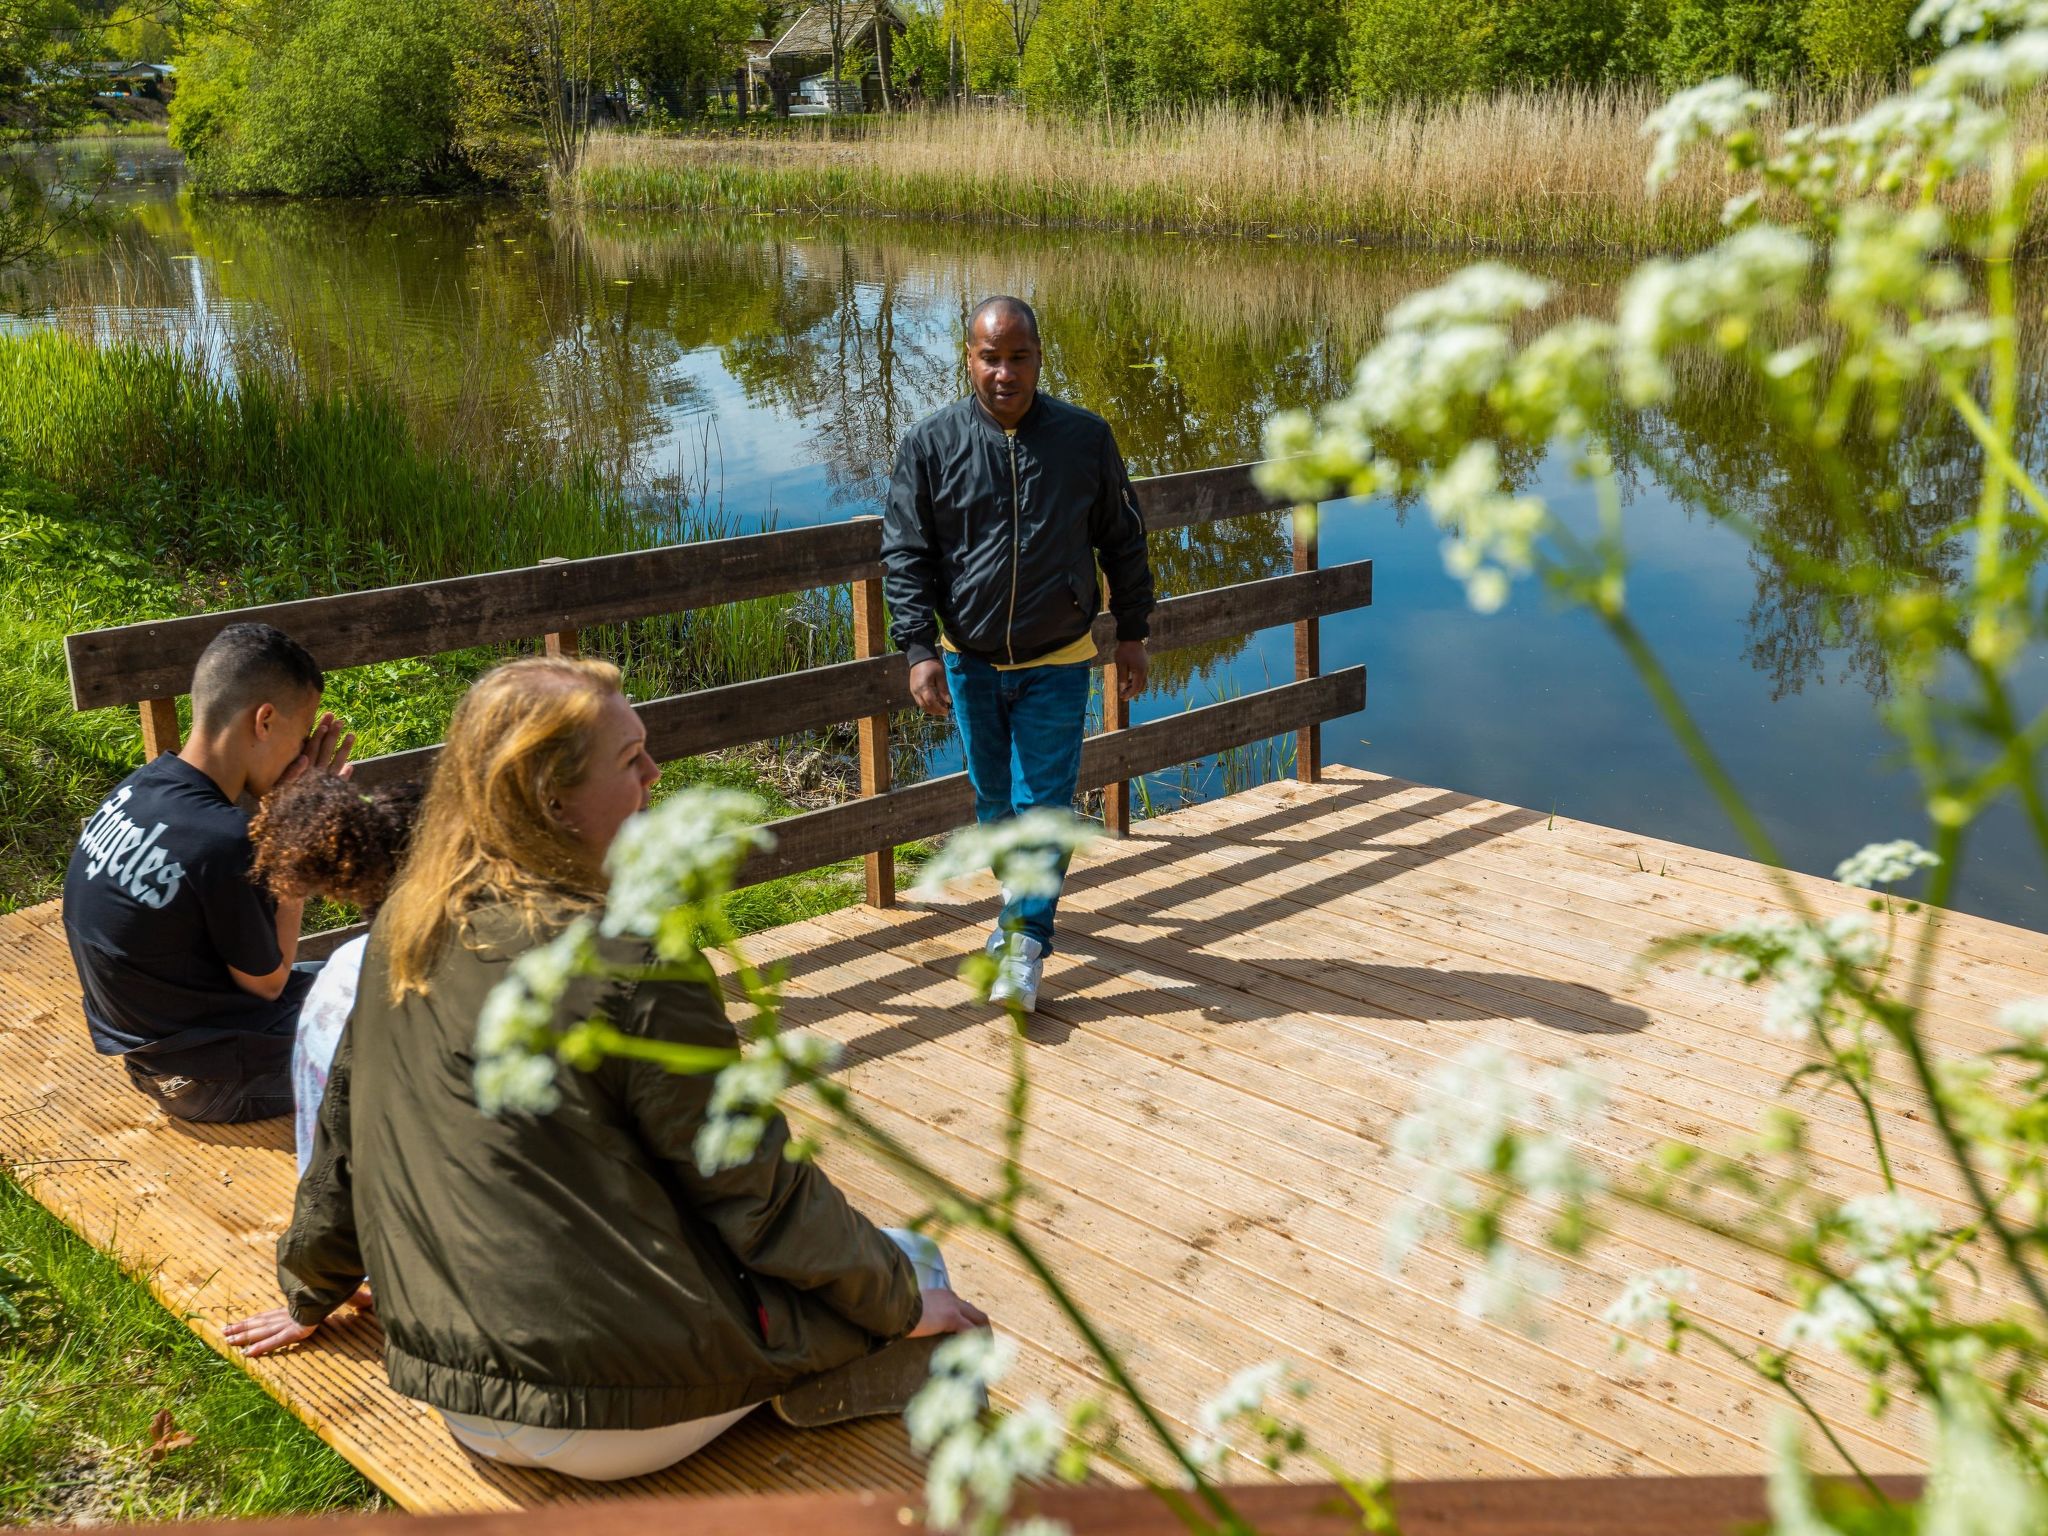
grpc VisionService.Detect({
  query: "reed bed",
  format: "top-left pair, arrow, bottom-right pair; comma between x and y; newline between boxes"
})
579,89 -> 2048,256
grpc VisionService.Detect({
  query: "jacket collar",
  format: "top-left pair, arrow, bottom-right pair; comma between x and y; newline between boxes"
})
969,392 -> 1044,440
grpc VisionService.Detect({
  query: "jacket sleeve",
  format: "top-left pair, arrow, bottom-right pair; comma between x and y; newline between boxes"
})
881,433 -> 943,669
1091,425 -> 1154,642
621,975 -> 923,1343
277,1023 -> 368,1327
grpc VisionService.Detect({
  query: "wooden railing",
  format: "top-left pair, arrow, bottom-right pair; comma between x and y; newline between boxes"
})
64,463 -> 1370,935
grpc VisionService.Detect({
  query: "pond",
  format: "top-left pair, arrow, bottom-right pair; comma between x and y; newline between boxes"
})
17,140 -> 2047,930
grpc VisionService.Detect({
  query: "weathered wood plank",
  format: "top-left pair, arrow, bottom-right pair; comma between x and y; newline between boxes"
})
341,564 -> 1372,793
64,521 -> 883,711
65,467 -> 1299,713
98,1478 -> 1929,1536
736,668 -> 1365,887
1137,462 -> 1287,534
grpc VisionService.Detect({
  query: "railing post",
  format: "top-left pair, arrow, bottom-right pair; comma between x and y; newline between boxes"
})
1293,505 -> 1321,784
139,697 -> 181,760
1100,573 -> 1131,836
852,549 -> 895,907
538,556 -> 580,658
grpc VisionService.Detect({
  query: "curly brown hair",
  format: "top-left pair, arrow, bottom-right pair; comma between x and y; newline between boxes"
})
249,775 -> 424,914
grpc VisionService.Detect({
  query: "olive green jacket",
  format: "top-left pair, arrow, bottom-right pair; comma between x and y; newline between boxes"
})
278,900 -> 921,1430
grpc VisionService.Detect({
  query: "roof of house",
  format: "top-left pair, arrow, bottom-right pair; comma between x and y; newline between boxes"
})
766,0 -> 907,60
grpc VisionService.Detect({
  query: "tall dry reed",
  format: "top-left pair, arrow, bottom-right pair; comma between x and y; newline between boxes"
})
578,89 -> 2048,256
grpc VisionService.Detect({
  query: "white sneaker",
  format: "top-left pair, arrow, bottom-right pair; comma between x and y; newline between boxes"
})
989,934 -> 1045,1014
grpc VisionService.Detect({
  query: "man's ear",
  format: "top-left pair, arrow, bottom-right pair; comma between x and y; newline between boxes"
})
251,701 -> 277,741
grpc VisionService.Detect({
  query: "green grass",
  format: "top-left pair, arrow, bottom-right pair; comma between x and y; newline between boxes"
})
0,1176 -> 377,1524
0,330 -> 929,1516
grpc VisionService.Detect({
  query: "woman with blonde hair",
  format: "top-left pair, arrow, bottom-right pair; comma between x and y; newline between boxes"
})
227,656 -> 987,1482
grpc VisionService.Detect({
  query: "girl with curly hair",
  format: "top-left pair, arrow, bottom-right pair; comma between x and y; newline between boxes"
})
248,775 -> 422,1173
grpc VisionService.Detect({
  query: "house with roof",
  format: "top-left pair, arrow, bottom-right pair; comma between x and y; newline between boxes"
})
745,0 -> 908,115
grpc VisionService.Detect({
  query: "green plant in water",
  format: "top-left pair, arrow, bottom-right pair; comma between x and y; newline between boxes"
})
1252,0 -> 2048,1527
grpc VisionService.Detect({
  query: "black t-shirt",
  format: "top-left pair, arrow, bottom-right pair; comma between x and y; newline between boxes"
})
63,755 -> 298,1075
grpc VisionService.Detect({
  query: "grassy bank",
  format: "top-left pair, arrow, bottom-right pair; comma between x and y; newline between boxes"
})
1,327 -> 920,1517
0,1177 -> 375,1524
578,91 -> 2048,256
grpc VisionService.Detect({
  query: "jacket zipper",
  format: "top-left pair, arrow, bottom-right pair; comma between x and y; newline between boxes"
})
1004,428 -> 1021,664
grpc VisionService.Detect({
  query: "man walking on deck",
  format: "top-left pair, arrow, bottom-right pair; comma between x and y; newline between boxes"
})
882,296 -> 1155,1012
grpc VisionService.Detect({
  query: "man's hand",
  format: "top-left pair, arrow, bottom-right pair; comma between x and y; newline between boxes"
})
1113,640 -> 1149,702
908,1287 -> 991,1337
909,659 -> 952,720
279,712 -> 356,790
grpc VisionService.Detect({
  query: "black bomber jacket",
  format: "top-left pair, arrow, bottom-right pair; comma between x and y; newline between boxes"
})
882,392 -> 1155,669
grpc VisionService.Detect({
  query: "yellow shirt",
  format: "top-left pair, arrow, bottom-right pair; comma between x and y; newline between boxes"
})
939,630 -> 1100,671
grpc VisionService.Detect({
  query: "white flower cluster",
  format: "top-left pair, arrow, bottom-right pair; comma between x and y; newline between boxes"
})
1999,996 -> 2048,1040
907,1333 -> 1065,1536
1423,443 -> 1547,614
1641,76 -> 1773,191
1385,1045 -> 1606,1330
1834,839 -> 1942,890
1187,1359 -> 1314,1475
472,916 -> 597,1117
912,810 -> 1100,902
1601,1265 -> 1698,1341
694,1028 -> 844,1174
602,787 -> 773,943
1912,0 -> 2048,42
1778,1258 -> 1934,1358
1617,227 -> 1814,405
1836,1192 -> 1940,1260
1384,263 -> 1554,332
1693,912 -> 1883,1040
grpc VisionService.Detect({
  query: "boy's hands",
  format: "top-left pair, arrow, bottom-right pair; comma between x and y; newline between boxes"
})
909,659 -> 952,719
280,712 -> 356,789
1113,639 -> 1149,701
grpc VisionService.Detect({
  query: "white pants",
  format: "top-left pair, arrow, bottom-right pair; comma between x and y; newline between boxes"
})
440,1229 -> 949,1482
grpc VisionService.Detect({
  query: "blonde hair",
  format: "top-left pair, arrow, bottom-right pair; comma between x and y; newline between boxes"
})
381,655 -> 624,1001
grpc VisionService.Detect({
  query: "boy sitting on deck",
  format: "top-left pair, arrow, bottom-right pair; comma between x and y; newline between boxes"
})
63,622 -> 355,1125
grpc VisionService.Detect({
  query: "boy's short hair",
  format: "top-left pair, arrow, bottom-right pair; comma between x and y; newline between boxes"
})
190,623 -> 324,728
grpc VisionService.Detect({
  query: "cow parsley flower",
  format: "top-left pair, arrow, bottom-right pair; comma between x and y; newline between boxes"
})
1386,1045 -> 1605,1331
472,1050 -> 562,1117
1834,839 -> 1942,889
1919,29 -> 2048,97
1422,442 -> 1549,614
912,810 -> 1098,899
693,1029 -> 842,1174
1779,1259 -> 1932,1356
1837,1193 -> 1940,1259
1998,997 -> 2048,1040
1912,0 -> 2048,41
603,787 -> 773,941
1384,264 -> 1553,333
911,1334 -> 1064,1536
1693,912 -> 1882,1040
1187,1359 -> 1313,1475
1617,228 -> 1813,404
1642,77 -> 1773,190
1601,1266 -> 1698,1354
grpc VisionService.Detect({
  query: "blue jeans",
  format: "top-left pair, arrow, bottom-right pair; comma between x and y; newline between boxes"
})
944,650 -> 1091,952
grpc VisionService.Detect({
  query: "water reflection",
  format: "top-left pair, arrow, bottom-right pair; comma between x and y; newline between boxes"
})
15,144 -> 2046,925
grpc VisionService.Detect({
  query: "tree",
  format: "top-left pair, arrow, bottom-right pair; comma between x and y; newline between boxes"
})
1656,0 -> 1806,85
1800,0 -> 1925,85
891,0 -> 950,103
1346,0 -> 1487,104
454,0 -> 618,183
0,0 -> 102,272
616,0 -> 757,116
171,0 -> 466,195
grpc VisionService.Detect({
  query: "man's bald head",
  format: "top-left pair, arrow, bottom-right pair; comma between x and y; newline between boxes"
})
968,295 -> 1039,345
966,296 -> 1042,429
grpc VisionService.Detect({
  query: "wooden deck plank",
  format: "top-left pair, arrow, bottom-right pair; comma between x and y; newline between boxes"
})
747,915 -> 1905,1474
2,770 -> 2033,1510
779,904 -> 1917,1456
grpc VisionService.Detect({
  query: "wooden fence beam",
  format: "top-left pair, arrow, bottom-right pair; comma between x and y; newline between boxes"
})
1100,573 -> 1131,837
851,537 -> 895,908
138,697 -> 181,760
1293,507 -> 1321,785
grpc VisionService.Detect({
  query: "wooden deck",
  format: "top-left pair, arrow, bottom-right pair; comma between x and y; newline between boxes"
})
3,766 -> 2042,1510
